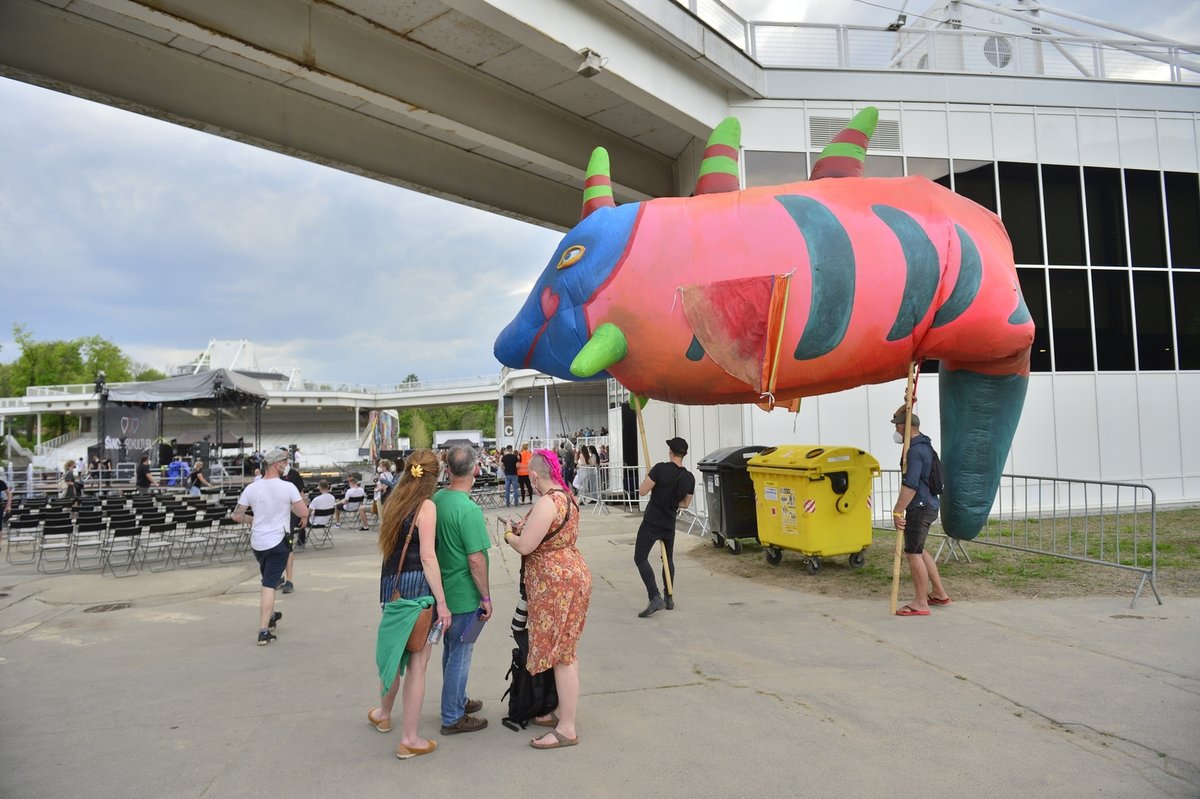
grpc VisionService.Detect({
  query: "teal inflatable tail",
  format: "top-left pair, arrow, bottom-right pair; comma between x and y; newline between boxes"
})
938,367 -> 1029,540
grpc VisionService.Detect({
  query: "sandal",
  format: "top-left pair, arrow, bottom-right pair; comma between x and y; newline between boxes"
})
530,729 -> 578,749
396,740 -> 437,759
531,714 -> 560,728
368,708 -> 393,733
896,605 -> 931,617
928,596 -> 952,606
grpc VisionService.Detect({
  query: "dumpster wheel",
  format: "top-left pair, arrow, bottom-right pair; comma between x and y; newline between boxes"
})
848,551 -> 866,569
728,538 -> 743,555
711,533 -> 725,549
764,547 -> 783,566
805,558 -> 821,575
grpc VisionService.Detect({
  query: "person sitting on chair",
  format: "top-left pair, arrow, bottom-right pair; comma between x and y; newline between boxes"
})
335,473 -> 369,530
306,479 -> 337,544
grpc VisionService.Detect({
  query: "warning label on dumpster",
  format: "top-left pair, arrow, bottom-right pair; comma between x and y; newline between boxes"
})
764,485 -> 777,501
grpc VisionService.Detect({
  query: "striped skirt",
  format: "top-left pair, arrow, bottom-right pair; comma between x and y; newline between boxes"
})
380,569 -> 431,608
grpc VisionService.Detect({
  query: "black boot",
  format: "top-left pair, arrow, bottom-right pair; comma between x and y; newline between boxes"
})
638,596 -> 665,618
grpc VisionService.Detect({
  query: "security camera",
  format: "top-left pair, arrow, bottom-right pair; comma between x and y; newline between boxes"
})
577,48 -> 604,78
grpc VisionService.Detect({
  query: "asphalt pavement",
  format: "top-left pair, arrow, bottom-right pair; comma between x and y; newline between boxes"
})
1,503 -> 1197,798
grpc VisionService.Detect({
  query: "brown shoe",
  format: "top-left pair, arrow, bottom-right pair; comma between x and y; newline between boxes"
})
440,714 -> 488,735
464,698 -> 483,714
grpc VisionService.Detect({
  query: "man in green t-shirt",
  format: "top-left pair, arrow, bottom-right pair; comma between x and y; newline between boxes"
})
433,446 -> 493,735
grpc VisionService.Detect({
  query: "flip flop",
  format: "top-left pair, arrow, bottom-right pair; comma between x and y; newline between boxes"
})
530,729 -> 579,749
928,596 -> 952,606
531,714 -> 560,728
368,708 -> 393,733
896,605 -> 931,616
396,740 -> 438,759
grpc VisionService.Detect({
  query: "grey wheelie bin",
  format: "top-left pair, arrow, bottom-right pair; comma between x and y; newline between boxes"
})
697,445 -> 768,554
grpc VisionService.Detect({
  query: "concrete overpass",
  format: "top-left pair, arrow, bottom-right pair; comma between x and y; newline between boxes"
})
0,0 -> 762,230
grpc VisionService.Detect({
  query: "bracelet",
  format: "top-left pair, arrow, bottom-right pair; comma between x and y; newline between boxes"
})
892,511 -> 905,518
481,596 -> 490,602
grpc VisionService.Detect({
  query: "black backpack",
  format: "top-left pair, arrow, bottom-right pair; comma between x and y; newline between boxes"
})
925,444 -> 944,496
501,628 -> 559,731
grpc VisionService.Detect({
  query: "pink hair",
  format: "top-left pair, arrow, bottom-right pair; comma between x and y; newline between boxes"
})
532,448 -> 571,494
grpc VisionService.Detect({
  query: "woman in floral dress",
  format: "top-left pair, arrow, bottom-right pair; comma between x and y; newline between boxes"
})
502,449 -> 591,749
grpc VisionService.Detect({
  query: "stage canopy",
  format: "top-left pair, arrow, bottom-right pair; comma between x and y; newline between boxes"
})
106,369 -> 269,408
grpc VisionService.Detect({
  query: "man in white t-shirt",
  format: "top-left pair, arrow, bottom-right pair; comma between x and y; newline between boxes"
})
233,448 -> 309,646
307,479 -> 337,536
334,473 -> 369,531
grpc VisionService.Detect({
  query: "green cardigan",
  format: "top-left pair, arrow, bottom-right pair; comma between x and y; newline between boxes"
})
376,595 -> 435,694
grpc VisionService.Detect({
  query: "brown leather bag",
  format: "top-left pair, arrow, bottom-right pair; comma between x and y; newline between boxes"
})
389,524 -> 435,652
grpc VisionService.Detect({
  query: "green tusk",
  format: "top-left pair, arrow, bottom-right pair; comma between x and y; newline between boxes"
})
570,323 -> 628,377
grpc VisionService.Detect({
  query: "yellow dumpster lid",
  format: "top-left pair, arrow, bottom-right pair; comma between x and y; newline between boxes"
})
747,445 -> 880,472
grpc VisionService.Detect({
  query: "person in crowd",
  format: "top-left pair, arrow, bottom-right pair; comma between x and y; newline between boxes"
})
100,456 -> 113,488
277,451 -> 306,593
136,456 -> 157,494
0,474 -> 11,541
890,407 -> 951,617
189,459 -> 211,497
232,449 -> 308,645
501,446 -> 519,507
502,449 -> 591,749
370,450 -> 452,759
634,438 -> 695,618
559,442 -> 576,494
517,443 -> 533,504
375,459 -> 397,515
335,473 -> 369,530
61,460 -> 81,502
432,446 -> 492,736
306,478 -> 337,541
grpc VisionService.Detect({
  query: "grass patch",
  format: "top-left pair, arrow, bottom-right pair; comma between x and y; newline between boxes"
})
685,508 -> 1200,600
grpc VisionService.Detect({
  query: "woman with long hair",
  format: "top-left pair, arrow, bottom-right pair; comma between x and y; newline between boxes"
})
370,449 -> 452,759
502,449 -> 592,749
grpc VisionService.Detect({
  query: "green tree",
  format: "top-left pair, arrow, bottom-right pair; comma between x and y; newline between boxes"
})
132,364 -> 169,381
402,373 -> 420,384
408,412 -> 431,449
79,335 -> 134,383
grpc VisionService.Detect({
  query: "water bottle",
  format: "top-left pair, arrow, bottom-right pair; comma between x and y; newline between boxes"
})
427,620 -> 444,645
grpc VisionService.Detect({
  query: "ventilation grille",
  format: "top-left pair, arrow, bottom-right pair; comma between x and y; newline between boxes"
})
809,116 -> 901,151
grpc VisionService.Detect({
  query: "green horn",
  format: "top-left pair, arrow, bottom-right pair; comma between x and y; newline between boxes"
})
570,323 -> 628,377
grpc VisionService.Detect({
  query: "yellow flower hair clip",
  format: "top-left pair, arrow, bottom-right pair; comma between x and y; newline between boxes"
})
410,464 -> 425,478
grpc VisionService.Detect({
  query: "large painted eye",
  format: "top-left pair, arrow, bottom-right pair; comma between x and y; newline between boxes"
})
557,245 -> 585,269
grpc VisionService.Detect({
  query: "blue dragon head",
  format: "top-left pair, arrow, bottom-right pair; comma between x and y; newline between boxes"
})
494,148 -> 638,380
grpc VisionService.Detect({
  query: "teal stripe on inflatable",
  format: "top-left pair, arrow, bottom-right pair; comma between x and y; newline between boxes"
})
932,224 -> 982,328
685,335 -> 705,361
775,195 -> 855,361
939,368 -> 1029,540
1008,288 -> 1032,325
872,205 -> 940,342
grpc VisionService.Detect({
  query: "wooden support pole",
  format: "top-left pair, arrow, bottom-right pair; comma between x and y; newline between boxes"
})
889,363 -> 918,615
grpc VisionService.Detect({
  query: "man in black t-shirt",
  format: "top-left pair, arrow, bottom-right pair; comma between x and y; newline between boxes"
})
500,446 -> 519,507
634,437 -> 695,618
135,456 -> 157,494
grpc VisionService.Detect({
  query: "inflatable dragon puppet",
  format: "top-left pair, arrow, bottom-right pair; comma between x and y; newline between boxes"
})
494,108 -> 1033,539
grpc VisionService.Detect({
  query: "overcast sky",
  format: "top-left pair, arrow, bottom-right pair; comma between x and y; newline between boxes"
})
1,1 -> 1196,387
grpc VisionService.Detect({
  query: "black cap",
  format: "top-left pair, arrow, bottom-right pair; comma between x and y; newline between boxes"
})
666,437 -> 688,456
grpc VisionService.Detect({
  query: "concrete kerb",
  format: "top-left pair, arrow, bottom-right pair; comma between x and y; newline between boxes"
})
0,505 -> 1197,799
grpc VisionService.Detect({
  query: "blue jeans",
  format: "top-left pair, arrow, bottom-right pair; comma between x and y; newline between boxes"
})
504,475 -> 518,506
440,611 -> 478,725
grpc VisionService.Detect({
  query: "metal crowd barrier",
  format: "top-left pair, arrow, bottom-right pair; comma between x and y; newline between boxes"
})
871,470 -> 1160,608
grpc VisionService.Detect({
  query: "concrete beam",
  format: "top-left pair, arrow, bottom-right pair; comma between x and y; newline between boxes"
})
0,0 -> 675,227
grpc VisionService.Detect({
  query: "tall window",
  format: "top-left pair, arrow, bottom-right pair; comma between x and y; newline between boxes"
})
1125,169 -> 1166,267
998,161 -> 1044,265
952,160 -> 997,212
1133,272 -> 1175,370
1175,273 -> 1200,370
1017,268 -> 1052,372
1041,164 -> 1085,265
1091,271 -> 1135,370
1084,167 -> 1126,266
1049,270 -> 1093,370
1165,172 -> 1200,268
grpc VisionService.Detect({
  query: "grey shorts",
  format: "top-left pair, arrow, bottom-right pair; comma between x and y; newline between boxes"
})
903,506 -> 939,555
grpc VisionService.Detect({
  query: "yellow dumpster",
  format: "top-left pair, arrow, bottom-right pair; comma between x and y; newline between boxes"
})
747,445 -> 880,573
